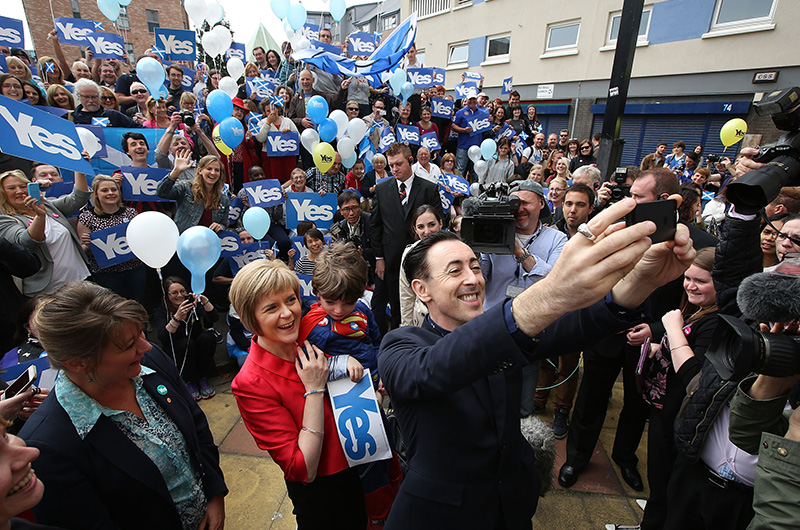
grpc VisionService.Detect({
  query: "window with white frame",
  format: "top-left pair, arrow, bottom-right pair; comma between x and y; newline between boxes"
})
711,0 -> 776,28
117,6 -> 131,30
606,8 -> 651,46
381,12 -> 398,31
485,34 -> 510,61
125,43 -> 135,64
448,42 -> 469,65
416,49 -> 426,65
70,0 -> 80,18
546,21 -> 580,52
145,9 -> 160,33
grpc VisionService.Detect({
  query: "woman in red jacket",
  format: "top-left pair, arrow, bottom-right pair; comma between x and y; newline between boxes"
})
229,260 -> 367,529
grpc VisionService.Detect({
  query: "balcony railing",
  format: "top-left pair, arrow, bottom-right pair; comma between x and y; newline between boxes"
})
412,0 -> 451,18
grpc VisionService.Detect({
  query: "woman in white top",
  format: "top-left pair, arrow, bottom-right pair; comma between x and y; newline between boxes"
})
0,168 -> 90,296
398,205 -> 444,327
256,100 -> 299,184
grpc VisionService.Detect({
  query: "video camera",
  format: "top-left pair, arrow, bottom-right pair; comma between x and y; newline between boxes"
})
609,167 -> 631,203
725,86 -> 800,214
706,265 -> 800,380
460,182 -> 520,254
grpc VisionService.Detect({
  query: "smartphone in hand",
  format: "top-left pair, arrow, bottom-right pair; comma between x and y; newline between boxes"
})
27,182 -> 41,204
625,200 -> 678,244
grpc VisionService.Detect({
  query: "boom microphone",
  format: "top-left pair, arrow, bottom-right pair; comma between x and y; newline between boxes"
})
737,271 -> 800,322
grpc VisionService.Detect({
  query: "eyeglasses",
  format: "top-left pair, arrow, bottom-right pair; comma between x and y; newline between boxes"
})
777,232 -> 800,247
560,134 -> 568,137
347,107 -> 359,112
79,93 -> 99,100
100,96 -> 115,101
168,288 -> 187,296
340,206 -> 361,213
131,89 -> 148,95
581,145 -> 591,150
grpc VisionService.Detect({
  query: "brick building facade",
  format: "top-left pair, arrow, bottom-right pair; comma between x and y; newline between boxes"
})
22,0 -> 188,66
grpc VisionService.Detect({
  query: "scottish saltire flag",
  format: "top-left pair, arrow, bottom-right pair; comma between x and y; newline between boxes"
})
150,46 -> 166,60
519,131 -> 529,141
44,62 -> 55,74
92,117 -> 109,127
291,13 -> 416,78
247,113 -> 262,136
268,95 -> 284,107
93,21 -> 104,31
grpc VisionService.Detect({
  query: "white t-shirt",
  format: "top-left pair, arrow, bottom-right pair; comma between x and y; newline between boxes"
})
44,215 -> 90,294
412,162 -> 442,184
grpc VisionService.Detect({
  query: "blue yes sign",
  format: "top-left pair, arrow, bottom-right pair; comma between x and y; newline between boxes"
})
88,222 -> 137,269
242,179 -> 284,207
0,96 -> 94,175
154,28 -> 197,61
286,192 -> 337,229
265,131 -> 299,157
0,16 -> 24,47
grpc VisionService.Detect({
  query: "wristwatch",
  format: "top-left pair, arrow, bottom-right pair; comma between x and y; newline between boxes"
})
516,250 -> 531,263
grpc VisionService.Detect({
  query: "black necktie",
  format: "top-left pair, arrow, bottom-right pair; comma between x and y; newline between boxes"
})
399,182 -> 406,202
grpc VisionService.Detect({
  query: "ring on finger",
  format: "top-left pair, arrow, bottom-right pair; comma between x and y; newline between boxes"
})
577,223 -> 597,242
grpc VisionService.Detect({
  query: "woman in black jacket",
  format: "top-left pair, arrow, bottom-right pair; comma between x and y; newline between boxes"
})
155,276 -> 219,401
569,139 -> 596,172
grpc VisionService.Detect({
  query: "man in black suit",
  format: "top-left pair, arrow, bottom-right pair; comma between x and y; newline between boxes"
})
559,167 -> 717,495
371,143 -> 443,333
379,197 -> 697,529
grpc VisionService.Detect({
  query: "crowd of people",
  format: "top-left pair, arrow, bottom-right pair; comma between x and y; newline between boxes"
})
1,28 -> 800,530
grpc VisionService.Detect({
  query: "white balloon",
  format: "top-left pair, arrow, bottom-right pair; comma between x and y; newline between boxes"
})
300,128 -> 320,153
126,212 -> 179,269
474,160 -> 488,178
296,37 -> 311,51
218,76 -> 238,98
184,0 -> 207,26
201,31 -> 221,57
76,128 -> 102,158
329,109 -> 349,139
204,0 -> 224,25
346,118 -> 368,143
468,145 -> 482,164
337,136 -> 355,159
226,57 -> 245,79
212,24 -> 233,52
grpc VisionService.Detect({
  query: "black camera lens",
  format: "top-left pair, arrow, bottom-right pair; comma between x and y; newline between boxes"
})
726,156 -> 800,214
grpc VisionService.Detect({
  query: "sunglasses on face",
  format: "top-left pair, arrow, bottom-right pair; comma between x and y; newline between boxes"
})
347,107 -> 359,112
131,89 -> 148,95
100,96 -> 115,101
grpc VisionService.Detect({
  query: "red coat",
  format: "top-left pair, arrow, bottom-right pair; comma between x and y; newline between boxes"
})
231,338 -> 349,482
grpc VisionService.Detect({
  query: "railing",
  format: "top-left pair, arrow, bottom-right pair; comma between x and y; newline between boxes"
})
412,0 -> 451,18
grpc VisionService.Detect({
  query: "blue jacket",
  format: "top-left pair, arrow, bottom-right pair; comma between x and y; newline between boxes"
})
156,176 -> 230,233
379,297 -> 647,529
19,345 -> 227,530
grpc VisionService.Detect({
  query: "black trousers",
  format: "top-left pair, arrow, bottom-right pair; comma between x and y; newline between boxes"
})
641,406 -> 679,530
663,455 -> 754,530
565,335 -> 649,470
286,467 -> 367,530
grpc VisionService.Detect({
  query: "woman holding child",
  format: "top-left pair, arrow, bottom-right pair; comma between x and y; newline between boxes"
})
229,259 -> 368,529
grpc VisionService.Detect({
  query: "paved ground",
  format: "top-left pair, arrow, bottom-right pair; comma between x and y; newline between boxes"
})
199,359 -> 649,530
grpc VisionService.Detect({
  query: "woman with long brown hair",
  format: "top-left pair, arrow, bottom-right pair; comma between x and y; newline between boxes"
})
156,151 -> 230,234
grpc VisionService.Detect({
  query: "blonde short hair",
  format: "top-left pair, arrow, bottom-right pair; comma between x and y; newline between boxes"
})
229,260 -> 299,336
0,170 -> 31,215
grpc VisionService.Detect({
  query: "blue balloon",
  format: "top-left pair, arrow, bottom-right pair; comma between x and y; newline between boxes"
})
400,81 -> 414,104
176,226 -> 222,294
287,2 -> 307,31
480,138 -> 497,161
97,0 -> 120,21
219,117 -> 245,149
242,207 -> 271,240
136,58 -> 164,101
206,90 -> 233,123
270,0 -> 289,19
306,95 -> 329,125
389,68 -> 406,94
158,85 -> 168,99
342,152 -> 358,169
318,118 -> 338,143
330,0 -> 346,22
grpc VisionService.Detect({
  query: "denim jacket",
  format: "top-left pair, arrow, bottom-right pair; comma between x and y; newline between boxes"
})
156,177 -> 229,233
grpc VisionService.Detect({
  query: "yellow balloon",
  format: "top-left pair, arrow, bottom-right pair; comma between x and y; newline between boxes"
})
212,124 -> 233,156
313,142 -> 335,173
720,118 -> 747,148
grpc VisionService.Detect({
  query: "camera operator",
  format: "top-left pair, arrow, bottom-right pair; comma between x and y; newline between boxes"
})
729,359 -> 800,530
331,190 -> 375,272
154,111 -> 217,179
479,180 -> 567,418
